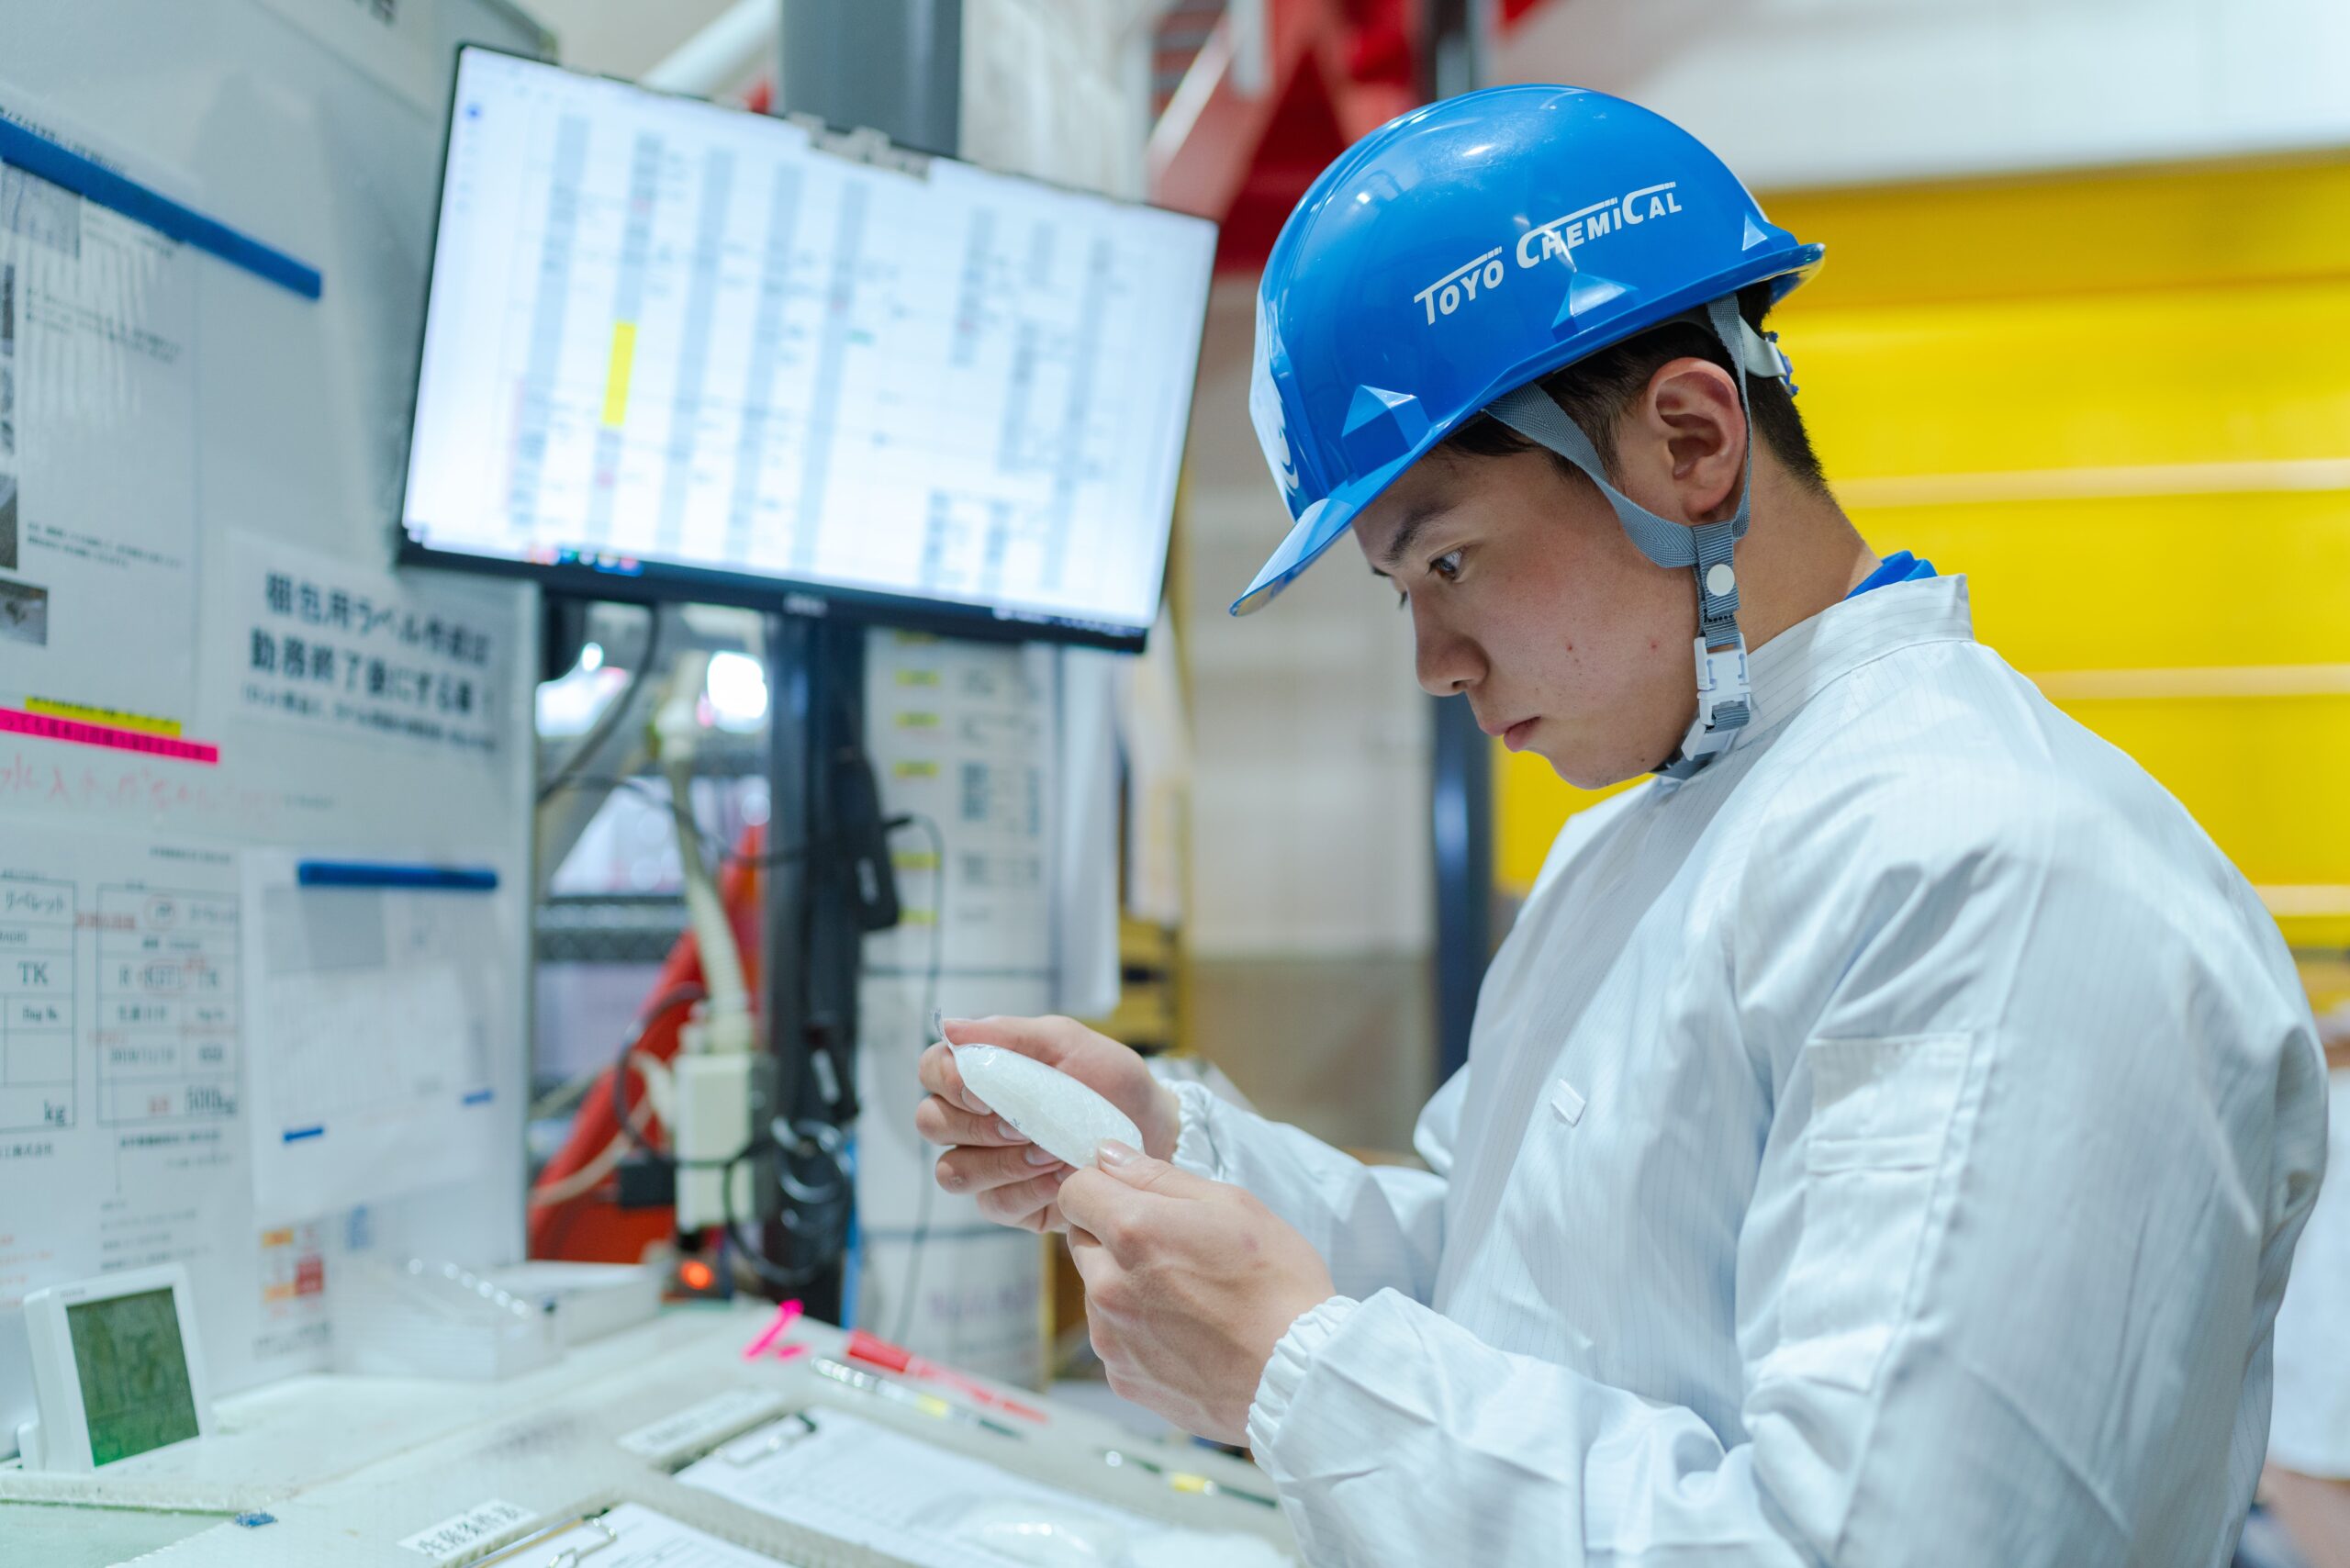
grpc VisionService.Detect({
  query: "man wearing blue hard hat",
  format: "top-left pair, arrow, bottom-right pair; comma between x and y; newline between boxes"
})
919,86 -> 2327,1564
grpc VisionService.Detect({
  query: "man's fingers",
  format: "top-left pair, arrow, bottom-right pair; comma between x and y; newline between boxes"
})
916,1040 -> 990,1115
973,1167 -> 1069,1228
941,1014 -> 1077,1071
1056,1167 -> 1152,1256
1094,1142 -> 1218,1201
912,1094 -> 1024,1150
1065,1225 -> 1115,1286
1060,1152 -> 1234,1260
936,1142 -> 1068,1197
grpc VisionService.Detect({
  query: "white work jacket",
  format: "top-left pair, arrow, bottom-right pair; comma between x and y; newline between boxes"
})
2270,1065 -> 2350,1478
1172,576 -> 2328,1566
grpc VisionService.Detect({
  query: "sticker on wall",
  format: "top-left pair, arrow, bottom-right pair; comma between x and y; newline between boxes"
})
218,532 -> 511,760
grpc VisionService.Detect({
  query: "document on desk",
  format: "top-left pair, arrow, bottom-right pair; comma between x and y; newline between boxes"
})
513,1504 -> 801,1567
240,849 -> 506,1224
677,1407 -> 1163,1568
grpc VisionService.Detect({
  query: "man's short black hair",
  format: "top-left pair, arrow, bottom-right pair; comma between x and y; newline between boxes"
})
1441,283 -> 1830,495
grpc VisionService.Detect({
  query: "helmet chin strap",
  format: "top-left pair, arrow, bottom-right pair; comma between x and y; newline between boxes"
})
1484,295 -> 1792,780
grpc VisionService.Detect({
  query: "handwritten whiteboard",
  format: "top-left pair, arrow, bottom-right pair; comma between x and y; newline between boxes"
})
0,0 -> 551,1457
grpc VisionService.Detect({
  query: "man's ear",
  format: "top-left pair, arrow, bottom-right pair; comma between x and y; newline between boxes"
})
1631,357 -> 1747,524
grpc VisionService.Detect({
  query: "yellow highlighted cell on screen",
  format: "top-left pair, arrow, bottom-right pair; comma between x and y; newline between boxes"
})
601,320 -> 637,427
25,698 -> 182,737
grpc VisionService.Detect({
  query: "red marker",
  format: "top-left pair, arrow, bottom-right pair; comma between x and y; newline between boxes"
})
845,1329 -> 1047,1424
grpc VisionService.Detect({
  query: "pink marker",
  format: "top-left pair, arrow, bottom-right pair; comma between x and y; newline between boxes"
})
742,1299 -> 805,1361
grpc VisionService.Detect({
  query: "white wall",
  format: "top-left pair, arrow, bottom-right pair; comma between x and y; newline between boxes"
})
1180,279 -> 1434,959
1492,0 -> 2350,190
528,0 -> 745,78
962,0 -> 1160,197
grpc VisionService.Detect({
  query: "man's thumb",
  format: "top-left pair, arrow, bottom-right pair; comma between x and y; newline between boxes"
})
1094,1140 -> 1213,1198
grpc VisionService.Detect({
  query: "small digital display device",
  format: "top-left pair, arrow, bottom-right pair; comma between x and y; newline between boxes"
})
400,48 -> 1218,650
19,1264 -> 213,1472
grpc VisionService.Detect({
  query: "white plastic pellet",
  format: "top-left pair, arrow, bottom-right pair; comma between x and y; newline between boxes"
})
951,1044 -> 1142,1170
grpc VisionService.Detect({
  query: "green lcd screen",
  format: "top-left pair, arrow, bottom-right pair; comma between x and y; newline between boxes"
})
66,1287 -> 200,1465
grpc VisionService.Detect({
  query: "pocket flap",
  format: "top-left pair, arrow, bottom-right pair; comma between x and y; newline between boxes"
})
1804,1033 -> 1972,1172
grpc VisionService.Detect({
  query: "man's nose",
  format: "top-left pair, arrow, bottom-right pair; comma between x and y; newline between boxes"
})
1413,602 -> 1481,697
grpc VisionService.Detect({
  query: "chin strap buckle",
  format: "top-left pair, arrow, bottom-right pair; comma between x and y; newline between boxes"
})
1657,633 -> 1751,780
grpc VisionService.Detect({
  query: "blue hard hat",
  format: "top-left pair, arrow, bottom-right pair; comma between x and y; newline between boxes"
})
1235,84 -> 1824,616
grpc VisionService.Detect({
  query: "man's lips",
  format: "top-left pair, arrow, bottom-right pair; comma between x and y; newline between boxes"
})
1478,714 -> 1539,750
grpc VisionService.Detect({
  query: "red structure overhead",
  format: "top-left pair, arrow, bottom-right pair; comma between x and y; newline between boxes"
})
1148,0 -> 1426,274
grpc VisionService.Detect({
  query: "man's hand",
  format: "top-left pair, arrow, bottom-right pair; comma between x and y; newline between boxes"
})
914,1015 -> 1181,1233
1058,1141 -> 1337,1445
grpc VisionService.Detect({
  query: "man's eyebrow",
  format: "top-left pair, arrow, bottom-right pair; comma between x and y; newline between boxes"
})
1369,503 -> 1448,578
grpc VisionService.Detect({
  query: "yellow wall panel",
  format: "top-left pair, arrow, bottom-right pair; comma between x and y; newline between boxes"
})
1849,489 -> 2350,672
1785,285 -> 2350,477
1762,156 -> 2350,308
2049,695 -> 2350,947
2047,695 -> 2350,888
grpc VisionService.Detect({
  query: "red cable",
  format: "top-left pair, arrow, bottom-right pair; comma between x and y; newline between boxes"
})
528,824 -> 767,1260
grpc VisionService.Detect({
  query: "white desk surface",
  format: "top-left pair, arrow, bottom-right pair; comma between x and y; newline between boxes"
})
0,1306 -> 1294,1567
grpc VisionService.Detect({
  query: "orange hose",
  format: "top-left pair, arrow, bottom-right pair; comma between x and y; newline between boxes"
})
528,825 -> 766,1260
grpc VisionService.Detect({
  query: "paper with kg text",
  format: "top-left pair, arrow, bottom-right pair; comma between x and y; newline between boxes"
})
0,823 -> 332,1417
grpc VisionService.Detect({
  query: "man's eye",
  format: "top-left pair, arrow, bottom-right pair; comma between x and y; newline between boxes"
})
1431,550 -> 1464,581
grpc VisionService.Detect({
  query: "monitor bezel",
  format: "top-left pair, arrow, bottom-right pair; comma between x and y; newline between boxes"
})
394,43 -> 1216,655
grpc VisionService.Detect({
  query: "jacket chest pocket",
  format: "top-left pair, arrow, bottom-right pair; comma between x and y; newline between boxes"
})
1776,1032 -> 1975,1393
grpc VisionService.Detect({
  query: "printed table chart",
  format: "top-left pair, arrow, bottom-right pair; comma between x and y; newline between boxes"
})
95,885 -> 238,1125
0,875 -> 74,1131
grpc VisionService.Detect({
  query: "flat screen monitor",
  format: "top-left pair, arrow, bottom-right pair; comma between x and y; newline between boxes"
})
400,48 -> 1217,649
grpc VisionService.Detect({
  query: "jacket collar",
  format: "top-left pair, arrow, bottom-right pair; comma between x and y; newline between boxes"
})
1736,573 -> 1976,751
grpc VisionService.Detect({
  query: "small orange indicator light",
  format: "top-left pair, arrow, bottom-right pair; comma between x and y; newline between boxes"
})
680,1259 -> 715,1291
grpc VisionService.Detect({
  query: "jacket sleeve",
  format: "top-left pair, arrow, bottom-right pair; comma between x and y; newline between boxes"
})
1163,1071 -> 1460,1306
1241,788 -> 2329,1567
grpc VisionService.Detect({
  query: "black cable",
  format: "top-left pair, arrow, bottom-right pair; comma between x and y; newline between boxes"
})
608,983 -> 707,1164
891,811 -> 949,1345
700,811 -> 946,1305
536,605 -> 662,805
720,1122 -> 853,1292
